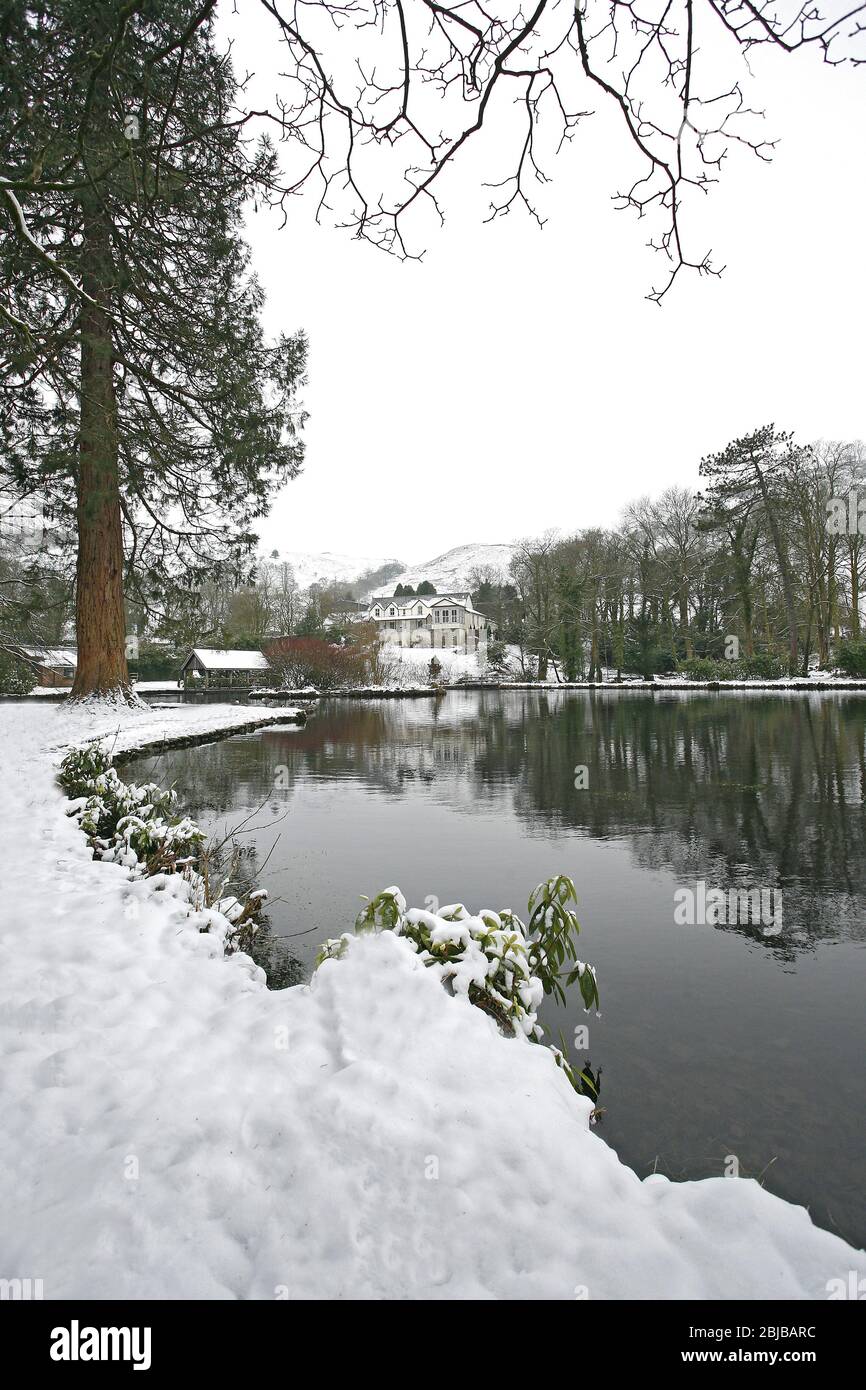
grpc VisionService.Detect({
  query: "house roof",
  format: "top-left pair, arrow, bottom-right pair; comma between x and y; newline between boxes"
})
368,593 -> 484,617
184,648 -> 271,671
19,645 -> 77,669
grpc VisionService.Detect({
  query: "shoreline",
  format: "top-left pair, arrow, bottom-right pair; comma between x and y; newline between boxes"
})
109,707 -> 306,764
7,678 -> 866,703
2,698 -> 864,1298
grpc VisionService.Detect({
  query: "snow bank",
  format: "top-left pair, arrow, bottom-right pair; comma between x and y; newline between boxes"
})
389,645 -> 484,679
1,701 -> 864,1299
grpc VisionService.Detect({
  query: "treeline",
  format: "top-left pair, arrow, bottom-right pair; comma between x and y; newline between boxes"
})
4,426 -> 864,685
492,429 -> 865,680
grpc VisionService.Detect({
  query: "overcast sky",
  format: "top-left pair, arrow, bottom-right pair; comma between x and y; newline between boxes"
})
220,6 -> 866,566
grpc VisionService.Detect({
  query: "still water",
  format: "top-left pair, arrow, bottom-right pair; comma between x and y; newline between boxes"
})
127,689 -> 866,1248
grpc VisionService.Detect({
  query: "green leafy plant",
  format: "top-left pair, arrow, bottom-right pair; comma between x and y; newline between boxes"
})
0,649 -> 35,694
681,657 -> 732,681
59,741 -> 279,971
317,875 -> 601,1101
681,653 -> 785,681
836,639 -> 866,677
737,653 -> 785,680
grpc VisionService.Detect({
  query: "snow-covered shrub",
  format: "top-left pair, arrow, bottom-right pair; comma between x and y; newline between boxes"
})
60,742 -> 197,873
59,741 -> 270,961
317,875 -> 601,1099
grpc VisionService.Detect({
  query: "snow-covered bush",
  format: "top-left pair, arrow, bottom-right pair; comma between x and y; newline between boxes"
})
59,741 -> 268,957
60,742 -> 200,873
317,875 -> 601,1099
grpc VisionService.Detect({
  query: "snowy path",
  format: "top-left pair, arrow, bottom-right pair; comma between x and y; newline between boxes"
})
1,701 -> 864,1299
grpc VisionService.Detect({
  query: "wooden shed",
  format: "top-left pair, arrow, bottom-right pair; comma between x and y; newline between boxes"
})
180,648 -> 271,689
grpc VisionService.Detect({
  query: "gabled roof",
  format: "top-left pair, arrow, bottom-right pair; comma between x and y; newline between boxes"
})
184,648 -> 271,671
368,592 -> 485,618
18,645 -> 77,668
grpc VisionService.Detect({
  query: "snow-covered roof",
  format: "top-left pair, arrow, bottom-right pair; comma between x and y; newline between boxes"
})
368,593 -> 484,617
19,645 -> 77,669
185,649 -> 271,671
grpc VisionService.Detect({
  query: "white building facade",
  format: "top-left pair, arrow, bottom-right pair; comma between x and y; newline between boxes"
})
365,592 -> 494,652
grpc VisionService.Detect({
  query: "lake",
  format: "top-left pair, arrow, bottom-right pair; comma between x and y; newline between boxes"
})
126,689 -> 866,1249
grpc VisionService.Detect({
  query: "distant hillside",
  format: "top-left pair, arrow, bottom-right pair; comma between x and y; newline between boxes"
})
262,549 -> 404,593
368,543 -> 516,598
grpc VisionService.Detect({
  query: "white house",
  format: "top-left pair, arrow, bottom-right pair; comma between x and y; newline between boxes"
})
364,592 -> 494,652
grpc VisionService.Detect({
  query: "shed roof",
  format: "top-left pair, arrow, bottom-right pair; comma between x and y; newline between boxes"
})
185,648 -> 271,671
19,645 -> 77,669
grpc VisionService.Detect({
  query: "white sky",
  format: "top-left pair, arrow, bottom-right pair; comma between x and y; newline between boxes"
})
220,5 -> 866,565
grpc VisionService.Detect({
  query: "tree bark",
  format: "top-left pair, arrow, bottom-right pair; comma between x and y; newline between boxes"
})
70,205 -> 132,701
850,542 -> 861,639
730,535 -> 755,657
752,458 -> 799,675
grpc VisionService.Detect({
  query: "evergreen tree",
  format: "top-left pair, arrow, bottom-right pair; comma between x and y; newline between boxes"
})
0,1 -> 306,701
700,427 -> 805,675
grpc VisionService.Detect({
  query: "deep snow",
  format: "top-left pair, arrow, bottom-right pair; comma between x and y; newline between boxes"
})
1,700 -> 864,1299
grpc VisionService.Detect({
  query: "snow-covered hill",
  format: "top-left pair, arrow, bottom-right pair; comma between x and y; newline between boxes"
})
258,542 -> 516,598
368,542 -> 516,598
262,549 -> 403,592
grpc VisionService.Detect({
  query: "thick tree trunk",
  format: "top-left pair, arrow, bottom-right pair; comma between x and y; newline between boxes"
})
70,208 -> 132,702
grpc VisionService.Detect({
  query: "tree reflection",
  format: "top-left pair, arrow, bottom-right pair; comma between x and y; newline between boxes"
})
127,691 -> 866,959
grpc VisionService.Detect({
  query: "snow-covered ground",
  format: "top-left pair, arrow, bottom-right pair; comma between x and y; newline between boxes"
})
1,699 -> 864,1299
385,645 -> 490,684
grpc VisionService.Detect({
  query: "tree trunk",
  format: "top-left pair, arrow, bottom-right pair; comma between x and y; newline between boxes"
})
753,459 -> 798,675
679,584 -> 692,659
730,532 -> 755,656
70,205 -> 132,702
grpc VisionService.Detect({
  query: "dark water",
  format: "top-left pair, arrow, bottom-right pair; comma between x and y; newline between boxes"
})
127,690 -> 866,1249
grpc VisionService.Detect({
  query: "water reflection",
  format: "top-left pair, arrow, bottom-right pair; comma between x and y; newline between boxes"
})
127,690 -> 866,1248
142,691 -> 866,954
